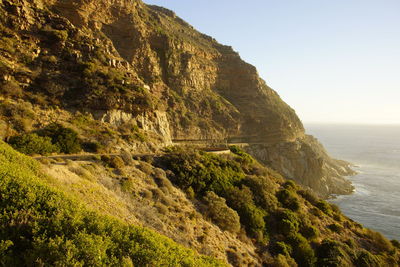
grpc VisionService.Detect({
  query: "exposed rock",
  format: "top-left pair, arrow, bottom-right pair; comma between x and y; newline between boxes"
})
246,135 -> 355,198
0,0 -> 354,197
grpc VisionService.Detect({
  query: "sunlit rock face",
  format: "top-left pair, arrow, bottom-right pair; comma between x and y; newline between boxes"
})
0,0 -> 353,196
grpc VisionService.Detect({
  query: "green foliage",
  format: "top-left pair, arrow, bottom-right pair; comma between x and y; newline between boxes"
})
203,191 -> 241,233
273,241 -> 292,257
161,147 -> 244,196
298,189 -> 319,206
300,225 -> 319,240
316,200 -> 333,216
241,175 -> 279,212
161,148 -> 269,240
316,239 -> 347,267
355,250 -> 382,267
327,223 -> 343,233
287,233 -> 317,267
8,133 -> 59,155
0,141 -> 225,266
275,210 -> 300,236
41,27 -> 68,43
283,180 -> 297,190
276,189 -> 300,211
38,123 -> 81,154
391,239 -> 400,249
223,186 -> 266,239
229,145 -> 254,166
364,229 -> 394,253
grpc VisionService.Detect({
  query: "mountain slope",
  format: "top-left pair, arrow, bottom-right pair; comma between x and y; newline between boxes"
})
1,0 -> 352,197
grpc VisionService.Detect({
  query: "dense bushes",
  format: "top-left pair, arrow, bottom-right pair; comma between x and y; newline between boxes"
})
202,191 -> 241,233
316,239 -> 348,267
161,147 -> 244,196
160,147 -> 268,240
8,123 -> 81,155
8,133 -> 59,155
37,123 -> 81,153
276,188 -> 300,211
0,141 -> 224,266
287,233 -> 317,267
159,147 -> 399,267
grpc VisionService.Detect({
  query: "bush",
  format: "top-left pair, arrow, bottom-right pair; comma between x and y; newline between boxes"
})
316,239 -> 347,267
391,239 -> 400,249
355,250 -> 382,267
327,223 -> 343,233
298,189 -> 318,206
316,200 -> 333,216
242,175 -> 279,212
365,229 -> 393,252
273,241 -> 292,257
82,141 -> 102,153
276,189 -> 300,211
8,133 -> 59,155
203,191 -> 241,233
161,147 -> 244,197
38,123 -> 81,154
287,233 -> 317,267
301,225 -> 319,240
275,210 -> 300,236
224,186 -> 266,239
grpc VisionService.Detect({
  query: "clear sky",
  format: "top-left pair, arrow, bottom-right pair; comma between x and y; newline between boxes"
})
144,0 -> 400,124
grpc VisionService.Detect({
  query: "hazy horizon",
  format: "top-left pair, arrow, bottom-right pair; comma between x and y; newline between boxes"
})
144,0 -> 400,125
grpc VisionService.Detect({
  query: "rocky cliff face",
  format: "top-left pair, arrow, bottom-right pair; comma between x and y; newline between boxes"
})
0,0 -> 353,196
245,135 -> 355,198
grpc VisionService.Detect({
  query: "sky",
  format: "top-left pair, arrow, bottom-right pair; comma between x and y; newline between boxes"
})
144,0 -> 400,124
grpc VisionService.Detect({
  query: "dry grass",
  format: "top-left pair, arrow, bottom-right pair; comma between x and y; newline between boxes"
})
39,159 -> 260,266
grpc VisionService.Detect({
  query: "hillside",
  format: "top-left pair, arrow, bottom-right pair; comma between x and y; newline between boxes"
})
1,0 -> 398,266
0,0 -> 353,197
0,141 -> 399,266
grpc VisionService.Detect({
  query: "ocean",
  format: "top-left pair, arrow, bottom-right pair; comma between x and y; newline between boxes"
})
305,123 -> 400,241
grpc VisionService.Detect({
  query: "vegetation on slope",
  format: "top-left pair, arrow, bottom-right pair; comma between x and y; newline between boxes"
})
0,141 -> 225,266
158,146 -> 400,266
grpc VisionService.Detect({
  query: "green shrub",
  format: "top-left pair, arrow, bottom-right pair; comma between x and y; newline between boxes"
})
365,229 -> 394,252
275,210 -> 300,236
391,239 -> 400,249
101,155 -> 125,169
327,223 -> 343,233
8,133 -> 59,155
316,200 -> 333,216
298,189 -> 318,206
355,250 -> 382,267
228,145 -> 254,166
242,175 -> 279,212
276,189 -> 300,211
316,239 -> 347,267
203,191 -> 241,233
42,27 -> 68,43
287,233 -> 317,267
223,186 -> 266,239
301,225 -> 319,240
273,241 -> 292,257
283,180 -> 297,190
82,141 -> 102,152
38,123 -> 81,154
161,147 -> 244,196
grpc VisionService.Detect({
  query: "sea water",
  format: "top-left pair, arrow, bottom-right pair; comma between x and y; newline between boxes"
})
305,124 -> 400,241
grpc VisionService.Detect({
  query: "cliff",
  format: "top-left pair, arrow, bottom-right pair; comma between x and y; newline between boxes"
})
0,0 -> 352,196
2,1 -> 400,266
